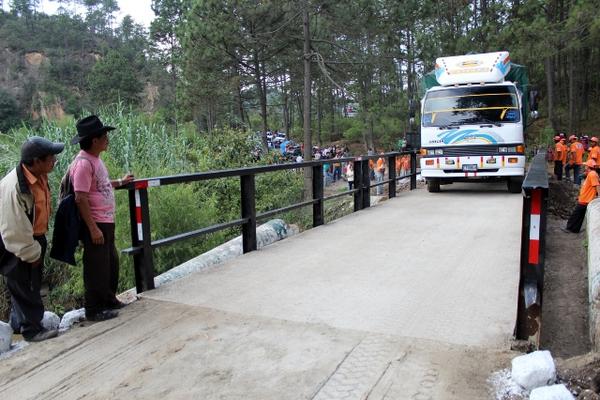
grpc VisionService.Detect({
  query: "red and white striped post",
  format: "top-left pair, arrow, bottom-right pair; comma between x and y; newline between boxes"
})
516,185 -> 548,347
128,180 -> 155,293
528,190 -> 542,265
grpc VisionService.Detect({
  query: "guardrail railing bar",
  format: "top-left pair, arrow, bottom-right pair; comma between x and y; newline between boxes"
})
410,152 -> 417,190
123,150 -> 420,293
256,199 -> 317,221
241,174 -> 257,253
122,218 -> 248,255
313,164 -> 325,227
388,155 -> 397,198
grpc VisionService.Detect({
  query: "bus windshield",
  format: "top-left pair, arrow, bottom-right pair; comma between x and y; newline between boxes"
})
422,86 -> 520,127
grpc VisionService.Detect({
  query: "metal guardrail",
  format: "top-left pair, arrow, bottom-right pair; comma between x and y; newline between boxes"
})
118,151 -> 419,293
515,152 -> 549,347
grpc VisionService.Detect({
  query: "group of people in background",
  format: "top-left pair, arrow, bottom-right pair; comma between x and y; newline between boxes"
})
319,147 -> 411,194
0,116 -> 133,343
550,133 -> 600,234
550,133 -> 599,184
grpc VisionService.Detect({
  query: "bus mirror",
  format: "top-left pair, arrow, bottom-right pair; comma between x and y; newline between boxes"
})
408,99 -> 416,118
530,110 -> 539,120
409,117 -> 415,129
529,90 -> 539,112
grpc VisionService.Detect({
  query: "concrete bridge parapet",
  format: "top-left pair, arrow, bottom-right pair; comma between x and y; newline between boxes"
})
586,199 -> 600,351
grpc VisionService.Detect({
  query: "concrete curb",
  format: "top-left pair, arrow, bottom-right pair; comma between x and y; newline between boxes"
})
118,219 -> 299,303
586,199 -> 600,352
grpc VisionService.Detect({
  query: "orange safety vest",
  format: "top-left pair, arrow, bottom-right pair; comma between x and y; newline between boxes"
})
569,142 -> 584,165
578,170 -> 600,205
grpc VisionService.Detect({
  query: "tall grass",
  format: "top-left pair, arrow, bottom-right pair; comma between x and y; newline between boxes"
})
0,105 -> 304,316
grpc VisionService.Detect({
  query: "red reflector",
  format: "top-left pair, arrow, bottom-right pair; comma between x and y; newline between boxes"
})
135,181 -> 148,189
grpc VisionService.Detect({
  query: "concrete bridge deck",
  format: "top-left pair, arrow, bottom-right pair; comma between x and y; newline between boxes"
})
0,182 -> 522,399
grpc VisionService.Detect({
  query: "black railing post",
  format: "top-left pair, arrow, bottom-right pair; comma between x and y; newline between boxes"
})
128,184 -> 155,293
241,174 -> 257,253
312,165 -> 324,227
388,155 -> 396,198
353,159 -> 362,211
410,151 -> 417,190
516,153 -> 549,348
361,159 -> 371,208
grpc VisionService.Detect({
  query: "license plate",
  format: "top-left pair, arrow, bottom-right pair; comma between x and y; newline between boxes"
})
462,164 -> 477,172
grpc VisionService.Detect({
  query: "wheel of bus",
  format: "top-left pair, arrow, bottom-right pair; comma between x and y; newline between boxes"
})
507,177 -> 523,193
427,178 -> 440,193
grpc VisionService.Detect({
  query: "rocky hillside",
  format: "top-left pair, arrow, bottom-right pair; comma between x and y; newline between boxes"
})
0,10 -> 163,130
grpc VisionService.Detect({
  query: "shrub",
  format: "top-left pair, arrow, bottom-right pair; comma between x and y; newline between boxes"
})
0,106 -> 305,316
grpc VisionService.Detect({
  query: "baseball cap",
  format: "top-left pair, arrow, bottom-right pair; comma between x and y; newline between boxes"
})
585,159 -> 597,168
21,136 -> 65,162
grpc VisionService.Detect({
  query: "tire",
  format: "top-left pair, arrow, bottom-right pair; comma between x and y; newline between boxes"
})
507,177 -> 523,193
427,179 -> 440,193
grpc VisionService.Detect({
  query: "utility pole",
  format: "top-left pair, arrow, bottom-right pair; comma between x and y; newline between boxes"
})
302,2 -> 313,199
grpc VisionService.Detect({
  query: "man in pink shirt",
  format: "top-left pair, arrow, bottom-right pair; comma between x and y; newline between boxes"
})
70,115 -> 134,321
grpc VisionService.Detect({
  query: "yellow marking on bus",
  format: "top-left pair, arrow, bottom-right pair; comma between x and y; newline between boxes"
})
424,106 -> 518,114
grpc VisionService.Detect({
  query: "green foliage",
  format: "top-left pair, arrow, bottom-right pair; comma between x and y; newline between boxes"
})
88,50 -> 143,107
0,88 -> 20,132
0,107 -> 304,315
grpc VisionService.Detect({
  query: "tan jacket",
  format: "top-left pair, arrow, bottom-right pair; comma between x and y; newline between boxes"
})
0,165 -> 41,263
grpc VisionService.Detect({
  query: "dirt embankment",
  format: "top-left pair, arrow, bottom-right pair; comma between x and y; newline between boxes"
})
541,176 -> 600,398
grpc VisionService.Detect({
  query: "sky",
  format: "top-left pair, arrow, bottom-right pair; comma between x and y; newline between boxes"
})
2,0 -> 155,28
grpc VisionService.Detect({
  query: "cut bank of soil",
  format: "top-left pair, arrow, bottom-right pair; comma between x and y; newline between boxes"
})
541,177 -> 599,398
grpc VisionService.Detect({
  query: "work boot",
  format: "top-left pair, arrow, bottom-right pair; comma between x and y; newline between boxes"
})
23,328 -> 58,342
107,300 -> 127,310
85,309 -> 118,321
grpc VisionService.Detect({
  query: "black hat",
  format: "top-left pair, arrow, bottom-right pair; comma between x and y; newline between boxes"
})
71,115 -> 115,145
21,136 -> 65,162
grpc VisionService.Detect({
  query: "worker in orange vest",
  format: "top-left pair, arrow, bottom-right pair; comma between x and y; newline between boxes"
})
565,135 -> 585,184
560,138 -> 567,174
588,137 -> 600,163
563,159 -> 600,233
375,152 -> 386,195
553,136 -> 565,180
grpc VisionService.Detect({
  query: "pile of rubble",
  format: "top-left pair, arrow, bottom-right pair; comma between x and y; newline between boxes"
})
491,350 -> 600,399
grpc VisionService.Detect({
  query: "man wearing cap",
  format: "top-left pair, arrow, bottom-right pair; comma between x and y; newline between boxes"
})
588,137 -> 600,163
0,137 -> 64,342
563,159 -> 600,233
69,115 -> 134,322
565,135 -> 584,184
553,135 -> 565,180
559,138 -> 568,176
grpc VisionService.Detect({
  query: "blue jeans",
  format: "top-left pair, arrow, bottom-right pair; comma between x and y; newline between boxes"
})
565,163 -> 581,184
324,172 -> 332,186
375,171 -> 384,195
333,167 -> 341,181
